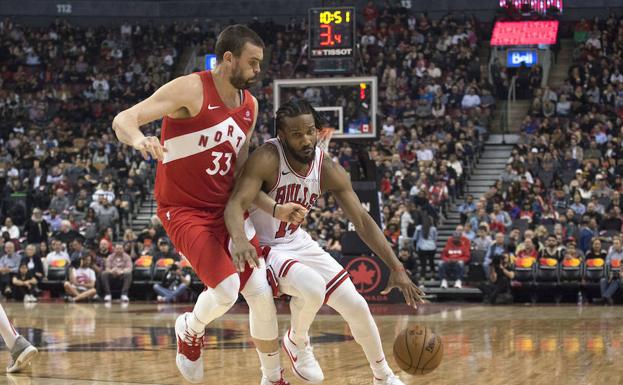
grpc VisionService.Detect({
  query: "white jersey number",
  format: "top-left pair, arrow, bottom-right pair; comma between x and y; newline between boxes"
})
206,151 -> 233,176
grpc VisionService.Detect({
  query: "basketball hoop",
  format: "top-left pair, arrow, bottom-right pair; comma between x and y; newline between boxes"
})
317,127 -> 335,154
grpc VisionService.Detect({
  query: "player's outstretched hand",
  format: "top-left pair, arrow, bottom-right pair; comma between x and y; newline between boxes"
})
231,239 -> 260,272
133,135 -> 167,161
380,270 -> 425,309
275,202 -> 307,224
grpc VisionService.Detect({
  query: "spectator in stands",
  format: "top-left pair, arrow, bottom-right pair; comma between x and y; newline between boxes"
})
480,254 -> 514,305
579,218 -> 597,254
24,208 -> 48,244
101,243 -> 132,303
45,239 -> 70,275
585,239 -> 607,260
54,220 -> 81,247
540,235 -> 563,261
49,188 -> 70,213
0,217 -> 19,240
153,263 -> 190,303
484,232 -> 508,277
44,209 -> 62,233
0,242 -> 20,297
20,244 -> 44,285
458,194 -> 476,224
517,238 -> 539,260
473,225 -> 493,251
93,196 -> 119,234
69,238 -> 88,267
439,228 -> 471,289
461,87 -> 481,109
63,255 -> 97,303
153,238 -> 178,262
413,215 -> 437,281
11,263 -> 37,302
595,236 -> 623,304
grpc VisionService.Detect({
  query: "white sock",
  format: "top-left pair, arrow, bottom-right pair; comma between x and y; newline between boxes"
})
0,304 -> 18,350
257,349 -> 282,381
188,274 -> 240,335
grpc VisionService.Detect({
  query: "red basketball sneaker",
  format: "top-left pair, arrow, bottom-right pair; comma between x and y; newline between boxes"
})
175,312 -> 205,383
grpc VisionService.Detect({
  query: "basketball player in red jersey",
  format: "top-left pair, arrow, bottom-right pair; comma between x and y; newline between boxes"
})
113,25 -> 304,384
225,100 -> 424,385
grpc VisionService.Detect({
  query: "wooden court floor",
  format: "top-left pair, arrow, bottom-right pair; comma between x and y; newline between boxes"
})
1,301 -> 622,385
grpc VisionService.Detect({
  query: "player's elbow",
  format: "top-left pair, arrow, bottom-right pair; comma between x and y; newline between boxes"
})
351,211 -> 370,232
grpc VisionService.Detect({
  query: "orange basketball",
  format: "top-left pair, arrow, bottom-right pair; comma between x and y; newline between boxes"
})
393,325 -> 443,375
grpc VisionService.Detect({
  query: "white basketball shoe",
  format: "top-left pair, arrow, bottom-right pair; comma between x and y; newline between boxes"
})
6,336 -> 37,373
175,312 -> 205,383
282,329 -> 324,383
373,373 -> 406,385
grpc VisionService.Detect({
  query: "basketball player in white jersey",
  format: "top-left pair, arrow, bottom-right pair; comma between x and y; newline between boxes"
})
0,305 -> 37,372
225,99 -> 424,385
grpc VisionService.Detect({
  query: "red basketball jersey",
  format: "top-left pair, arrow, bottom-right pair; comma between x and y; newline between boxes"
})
154,70 -> 255,214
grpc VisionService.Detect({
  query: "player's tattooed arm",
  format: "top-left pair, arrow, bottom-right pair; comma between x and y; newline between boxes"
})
321,157 -> 425,308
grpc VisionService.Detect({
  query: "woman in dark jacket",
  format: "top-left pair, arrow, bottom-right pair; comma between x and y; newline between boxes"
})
24,208 -> 49,244
20,244 -> 45,283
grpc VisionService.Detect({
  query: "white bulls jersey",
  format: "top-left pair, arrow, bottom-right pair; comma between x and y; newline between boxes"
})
249,138 -> 324,246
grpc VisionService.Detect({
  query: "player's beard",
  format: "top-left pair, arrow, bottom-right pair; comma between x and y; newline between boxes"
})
283,140 -> 316,164
230,65 -> 257,90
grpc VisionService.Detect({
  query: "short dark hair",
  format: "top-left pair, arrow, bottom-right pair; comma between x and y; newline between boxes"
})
275,99 -> 324,134
215,24 -> 264,62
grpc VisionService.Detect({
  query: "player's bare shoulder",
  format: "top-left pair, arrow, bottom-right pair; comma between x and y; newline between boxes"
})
320,152 -> 351,193
165,73 -> 204,119
244,141 -> 281,189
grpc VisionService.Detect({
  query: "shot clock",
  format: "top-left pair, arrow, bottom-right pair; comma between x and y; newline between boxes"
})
308,7 -> 356,59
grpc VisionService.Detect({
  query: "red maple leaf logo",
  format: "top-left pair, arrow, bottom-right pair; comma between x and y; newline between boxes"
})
350,262 -> 376,287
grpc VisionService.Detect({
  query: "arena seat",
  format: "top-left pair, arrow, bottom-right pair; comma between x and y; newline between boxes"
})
583,259 -> 605,283
536,258 -> 559,283
560,257 -> 582,282
153,258 -> 175,281
133,255 -> 154,282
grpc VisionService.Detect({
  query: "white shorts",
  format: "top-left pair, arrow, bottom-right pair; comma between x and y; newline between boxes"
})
264,232 -> 350,303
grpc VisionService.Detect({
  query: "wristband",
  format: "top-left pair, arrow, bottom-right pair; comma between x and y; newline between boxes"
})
272,202 -> 279,218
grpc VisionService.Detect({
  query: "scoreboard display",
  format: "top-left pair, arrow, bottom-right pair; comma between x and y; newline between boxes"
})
490,21 -> 559,46
308,7 -> 356,59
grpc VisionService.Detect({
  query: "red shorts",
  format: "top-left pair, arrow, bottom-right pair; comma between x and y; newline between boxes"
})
157,206 -> 261,290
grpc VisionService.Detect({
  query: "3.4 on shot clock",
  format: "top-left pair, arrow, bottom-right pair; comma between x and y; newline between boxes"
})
308,7 -> 356,59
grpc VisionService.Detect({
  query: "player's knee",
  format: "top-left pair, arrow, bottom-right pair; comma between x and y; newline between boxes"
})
246,288 -> 278,340
245,285 -> 276,321
213,274 -> 240,307
330,282 -> 371,318
300,279 -> 325,309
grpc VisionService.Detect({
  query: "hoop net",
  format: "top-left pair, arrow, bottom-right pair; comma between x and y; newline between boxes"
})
317,127 -> 335,154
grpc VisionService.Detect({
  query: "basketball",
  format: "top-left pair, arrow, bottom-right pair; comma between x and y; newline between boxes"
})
393,325 -> 443,375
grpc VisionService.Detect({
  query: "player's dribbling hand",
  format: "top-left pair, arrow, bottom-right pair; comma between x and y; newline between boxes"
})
380,270 -> 425,309
275,202 -> 307,224
133,136 -> 167,161
231,239 -> 260,272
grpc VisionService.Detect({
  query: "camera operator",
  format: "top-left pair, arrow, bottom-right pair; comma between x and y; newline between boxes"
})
480,254 -> 515,304
152,263 -> 190,303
